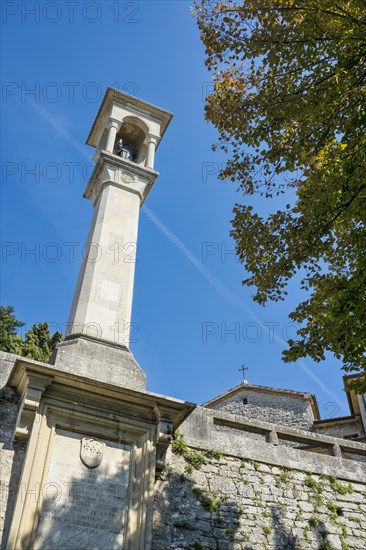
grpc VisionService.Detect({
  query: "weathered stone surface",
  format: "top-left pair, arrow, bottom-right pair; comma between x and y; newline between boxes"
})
152,405 -> 366,548
313,417 -> 365,440
0,383 -> 25,548
152,448 -> 366,549
33,429 -> 130,549
179,407 -> 366,476
2,353 -> 366,549
0,353 -> 194,549
50,334 -> 146,390
205,384 -> 316,430
0,352 -> 18,388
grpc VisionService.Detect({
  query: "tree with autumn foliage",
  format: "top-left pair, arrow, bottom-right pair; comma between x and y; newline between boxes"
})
195,1 -> 366,390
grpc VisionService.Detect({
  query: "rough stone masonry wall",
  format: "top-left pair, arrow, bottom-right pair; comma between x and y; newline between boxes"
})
152,407 -> 366,550
208,390 -> 314,431
152,448 -> 366,550
313,419 -> 365,441
0,389 -> 25,548
0,353 -> 26,548
1,351 -> 366,550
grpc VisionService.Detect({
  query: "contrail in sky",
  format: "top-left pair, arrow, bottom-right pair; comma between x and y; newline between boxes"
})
33,103 -> 345,410
29,101 -> 91,160
143,206 -> 344,408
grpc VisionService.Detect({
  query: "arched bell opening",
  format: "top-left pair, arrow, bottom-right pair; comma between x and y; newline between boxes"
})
114,116 -> 149,165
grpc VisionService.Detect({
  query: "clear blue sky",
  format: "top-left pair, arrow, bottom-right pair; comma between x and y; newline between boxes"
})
1,0 -> 349,417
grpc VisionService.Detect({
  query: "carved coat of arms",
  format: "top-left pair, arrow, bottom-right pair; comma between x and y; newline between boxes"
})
80,437 -> 105,468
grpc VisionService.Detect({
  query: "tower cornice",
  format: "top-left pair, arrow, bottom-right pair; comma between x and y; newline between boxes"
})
84,150 -> 159,205
87,87 -> 173,150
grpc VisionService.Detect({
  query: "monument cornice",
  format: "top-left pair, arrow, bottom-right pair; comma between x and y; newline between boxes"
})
8,356 -> 196,431
86,87 -> 173,149
84,150 -> 159,205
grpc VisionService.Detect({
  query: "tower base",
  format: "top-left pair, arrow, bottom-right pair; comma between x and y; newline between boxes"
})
50,334 -> 146,390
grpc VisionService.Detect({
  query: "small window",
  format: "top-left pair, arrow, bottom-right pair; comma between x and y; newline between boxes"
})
242,398 -> 248,405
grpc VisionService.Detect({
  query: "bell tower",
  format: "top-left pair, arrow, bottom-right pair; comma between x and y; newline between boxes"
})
51,88 -> 173,390
3,88 -> 195,550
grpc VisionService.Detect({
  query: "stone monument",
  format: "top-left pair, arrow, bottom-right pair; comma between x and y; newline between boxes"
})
51,87 -> 171,390
2,88 -> 195,550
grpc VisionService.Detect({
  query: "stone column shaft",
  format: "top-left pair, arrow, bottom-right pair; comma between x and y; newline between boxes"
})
146,138 -> 156,169
106,119 -> 119,154
66,181 -> 140,347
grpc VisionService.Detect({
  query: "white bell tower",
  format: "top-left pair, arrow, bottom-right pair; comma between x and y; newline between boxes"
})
51,88 -> 173,390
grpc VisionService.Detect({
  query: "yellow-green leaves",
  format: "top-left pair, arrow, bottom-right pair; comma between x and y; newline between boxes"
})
195,0 -> 366,387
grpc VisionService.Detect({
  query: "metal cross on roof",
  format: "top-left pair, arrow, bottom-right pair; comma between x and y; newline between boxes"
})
239,364 -> 248,382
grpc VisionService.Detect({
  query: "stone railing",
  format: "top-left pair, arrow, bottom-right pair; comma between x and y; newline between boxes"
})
179,407 -> 366,482
213,413 -> 366,460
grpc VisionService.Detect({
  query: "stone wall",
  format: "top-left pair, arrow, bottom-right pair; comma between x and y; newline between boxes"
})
2,352 -> 366,550
0,388 -> 25,548
0,352 -> 24,547
207,389 -> 314,430
153,449 -> 366,550
0,352 -> 17,389
152,407 -> 366,549
313,418 -> 365,441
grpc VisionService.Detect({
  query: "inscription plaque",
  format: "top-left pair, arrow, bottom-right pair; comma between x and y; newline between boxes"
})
33,429 -> 130,549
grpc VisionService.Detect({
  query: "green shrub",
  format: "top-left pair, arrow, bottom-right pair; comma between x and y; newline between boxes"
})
185,451 -> 207,470
172,432 -> 188,456
275,468 -> 292,486
192,487 -> 221,512
348,515 -> 361,523
224,527 -> 234,541
204,449 -> 223,460
304,475 -> 324,492
172,432 -> 221,471
309,516 -> 319,528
